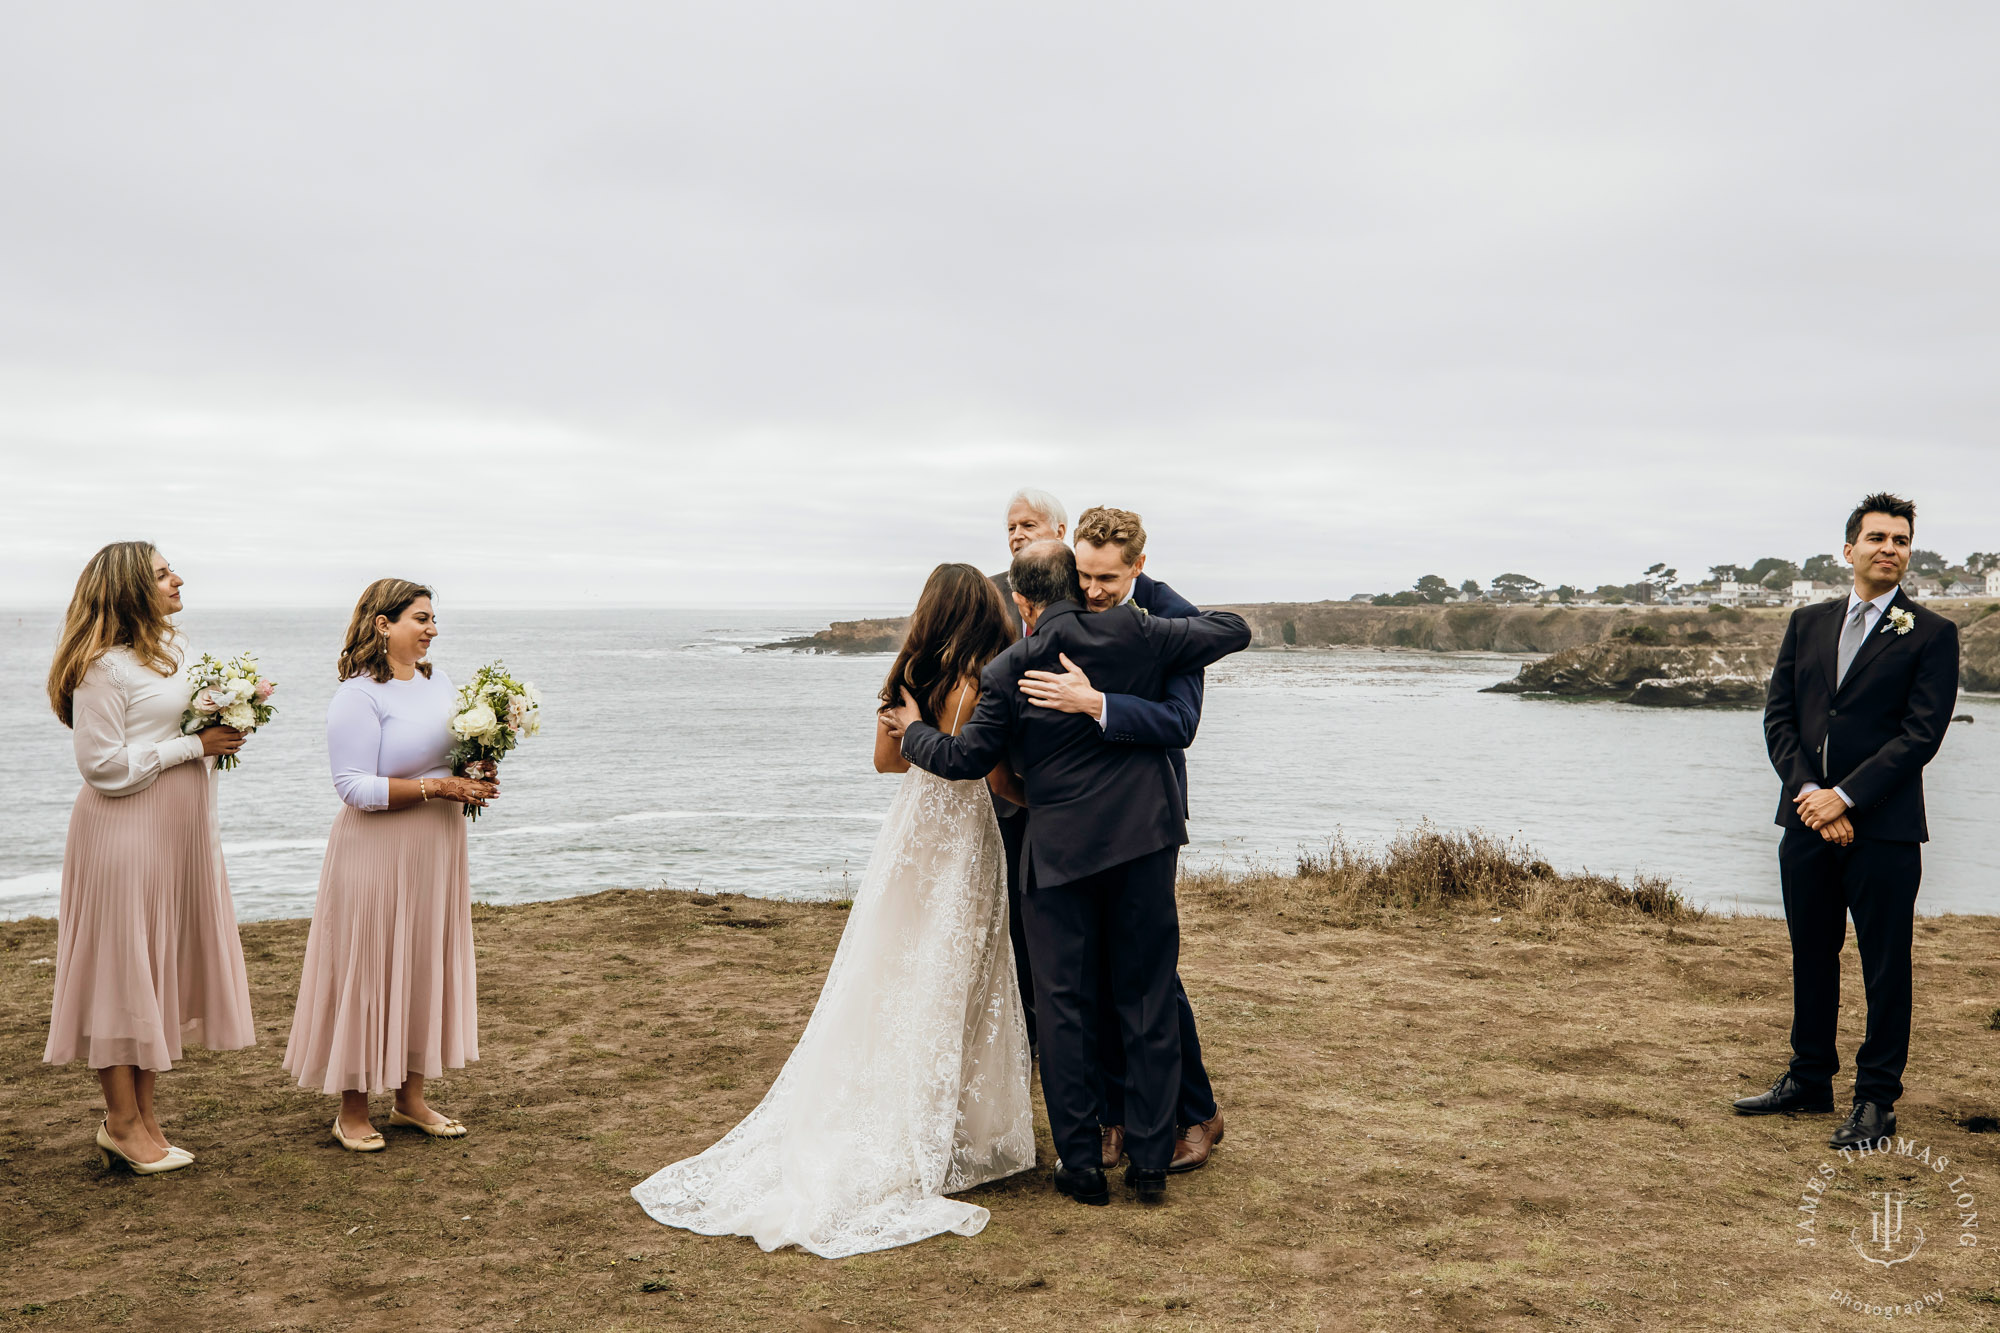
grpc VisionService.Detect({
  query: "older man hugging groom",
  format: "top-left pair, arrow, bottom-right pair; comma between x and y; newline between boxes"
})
894,512 -> 1248,1206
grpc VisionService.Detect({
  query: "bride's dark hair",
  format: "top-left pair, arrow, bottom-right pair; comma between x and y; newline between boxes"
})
879,563 -> 1018,727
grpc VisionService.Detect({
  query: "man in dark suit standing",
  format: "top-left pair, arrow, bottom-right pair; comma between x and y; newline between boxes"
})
988,488 -> 1068,1051
1017,506 -> 1223,1175
1738,493 -> 1960,1149
893,541 -> 1250,1206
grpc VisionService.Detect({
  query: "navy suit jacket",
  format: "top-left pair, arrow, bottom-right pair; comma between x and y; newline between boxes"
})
1763,588 -> 1959,843
1099,573 -> 1203,817
901,600 -> 1250,887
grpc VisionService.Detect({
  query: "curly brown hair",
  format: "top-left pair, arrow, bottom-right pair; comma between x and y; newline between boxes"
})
1073,505 -> 1147,564
878,564 -> 1017,727
337,578 -> 435,682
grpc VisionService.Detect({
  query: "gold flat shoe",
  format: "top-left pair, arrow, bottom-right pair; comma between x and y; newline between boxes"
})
388,1108 -> 468,1138
331,1118 -> 387,1152
96,1122 -> 192,1175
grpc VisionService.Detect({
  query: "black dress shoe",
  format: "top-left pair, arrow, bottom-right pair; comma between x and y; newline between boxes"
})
1124,1165 -> 1166,1205
1053,1163 -> 1109,1206
1829,1101 -> 1896,1150
1733,1074 -> 1835,1115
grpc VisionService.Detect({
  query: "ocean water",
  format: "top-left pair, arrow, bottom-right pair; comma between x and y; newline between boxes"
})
2,607 -> 1995,920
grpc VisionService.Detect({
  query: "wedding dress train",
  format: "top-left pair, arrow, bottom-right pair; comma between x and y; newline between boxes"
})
631,766 -> 1035,1257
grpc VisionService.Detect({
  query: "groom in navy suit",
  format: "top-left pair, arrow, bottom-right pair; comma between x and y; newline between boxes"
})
1740,493 -> 1960,1149
1016,506 -> 1224,1175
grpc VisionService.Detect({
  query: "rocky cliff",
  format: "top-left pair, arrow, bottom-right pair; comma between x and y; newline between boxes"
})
764,617 -> 908,654
765,602 -> 1791,656
1485,602 -> 2000,703
1960,610 -> 2000,692
763,601 -> 2000,700
1483,642 -> 1774,707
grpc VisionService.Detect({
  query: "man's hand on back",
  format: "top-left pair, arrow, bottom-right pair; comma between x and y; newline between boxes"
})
887,688 -> 924,737
1019,653 -> 1105,720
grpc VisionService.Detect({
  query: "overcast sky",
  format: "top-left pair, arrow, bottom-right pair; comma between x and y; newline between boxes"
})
3,3 -> 1996,609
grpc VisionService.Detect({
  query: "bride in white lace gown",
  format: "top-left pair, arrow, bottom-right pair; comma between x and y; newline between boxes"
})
631,564 -> 1034,1257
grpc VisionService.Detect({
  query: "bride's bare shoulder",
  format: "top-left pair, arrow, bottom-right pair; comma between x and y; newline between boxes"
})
941,678 -> 982,735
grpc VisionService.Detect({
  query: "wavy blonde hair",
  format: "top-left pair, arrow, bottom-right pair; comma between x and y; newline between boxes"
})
337,578 -> 435,682
47,541 -> 180,727
1073,505 -> 1147,563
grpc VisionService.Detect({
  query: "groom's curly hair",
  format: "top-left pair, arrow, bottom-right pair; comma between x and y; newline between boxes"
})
1073,506 -> 1147,564
1846,493 -> 1916,545
880,563 -> 1018,728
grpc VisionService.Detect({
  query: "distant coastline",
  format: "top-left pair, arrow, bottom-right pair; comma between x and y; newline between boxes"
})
763,600 -> 2000,698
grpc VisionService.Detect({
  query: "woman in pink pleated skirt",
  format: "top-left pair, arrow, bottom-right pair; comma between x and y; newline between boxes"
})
282,579 -> 497,1152
44,542 -> 255,1175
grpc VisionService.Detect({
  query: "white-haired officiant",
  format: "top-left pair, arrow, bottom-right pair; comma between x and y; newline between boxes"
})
988,486 -> 1066,1054
993,488 -> 1067,636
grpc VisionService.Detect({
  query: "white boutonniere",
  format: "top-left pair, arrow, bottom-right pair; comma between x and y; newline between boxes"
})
1886,607 -> 1915,636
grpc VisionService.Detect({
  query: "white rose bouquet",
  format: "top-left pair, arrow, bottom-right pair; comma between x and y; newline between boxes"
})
445,661 -> 540,820
180,652 -> 279,771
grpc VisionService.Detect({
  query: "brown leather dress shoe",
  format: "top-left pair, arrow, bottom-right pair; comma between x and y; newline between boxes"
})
1168,1110 -> 1224,1174
1100,1124 -> 1125,1169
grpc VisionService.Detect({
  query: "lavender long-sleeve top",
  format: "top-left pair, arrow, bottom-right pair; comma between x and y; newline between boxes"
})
326,668 -> 456,811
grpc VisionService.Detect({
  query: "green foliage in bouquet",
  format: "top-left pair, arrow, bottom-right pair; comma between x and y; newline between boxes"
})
180,652 -> 279,771
446,661 -> 541,819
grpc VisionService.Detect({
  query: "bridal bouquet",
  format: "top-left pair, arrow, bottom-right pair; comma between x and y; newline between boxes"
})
180,652 -> 279,771
446,661 -> 541,820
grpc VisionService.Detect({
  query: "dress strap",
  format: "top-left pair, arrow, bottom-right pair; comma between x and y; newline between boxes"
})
948,685 -> 971,735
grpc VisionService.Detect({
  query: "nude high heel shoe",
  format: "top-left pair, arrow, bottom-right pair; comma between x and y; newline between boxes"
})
96,1122 -> 192,1175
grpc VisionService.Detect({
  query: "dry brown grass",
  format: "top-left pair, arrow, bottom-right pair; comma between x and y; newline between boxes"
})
3,847 -> 1999,1331
1193,823 -> 1701,927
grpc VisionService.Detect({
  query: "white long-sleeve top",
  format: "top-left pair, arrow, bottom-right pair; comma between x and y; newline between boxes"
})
326,668 -> 456,811
71,646 -> 209,797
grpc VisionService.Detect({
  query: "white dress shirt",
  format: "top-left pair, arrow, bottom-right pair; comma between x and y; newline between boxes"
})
1802,586 -> 1899,809
70,645 -> 209,796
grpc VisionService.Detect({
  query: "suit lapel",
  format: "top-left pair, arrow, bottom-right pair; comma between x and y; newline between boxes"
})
1836,590 -> 1907,697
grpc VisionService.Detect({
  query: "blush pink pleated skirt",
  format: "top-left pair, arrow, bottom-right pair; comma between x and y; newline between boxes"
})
282,799 -> 478,1095
44,761 -> 255,1070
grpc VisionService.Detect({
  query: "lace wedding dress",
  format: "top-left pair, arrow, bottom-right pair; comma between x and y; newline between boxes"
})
630,765 -> 1034,1257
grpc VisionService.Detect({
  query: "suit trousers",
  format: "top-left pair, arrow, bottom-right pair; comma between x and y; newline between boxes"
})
1778,826 -> 1921,1106
1024,844 -> 1183,1172
996,807 -> 1035,1050
1096,972 -> 1217,1130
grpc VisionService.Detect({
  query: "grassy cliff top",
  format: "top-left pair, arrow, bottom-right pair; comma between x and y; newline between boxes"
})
4,833 -> 1999,1330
